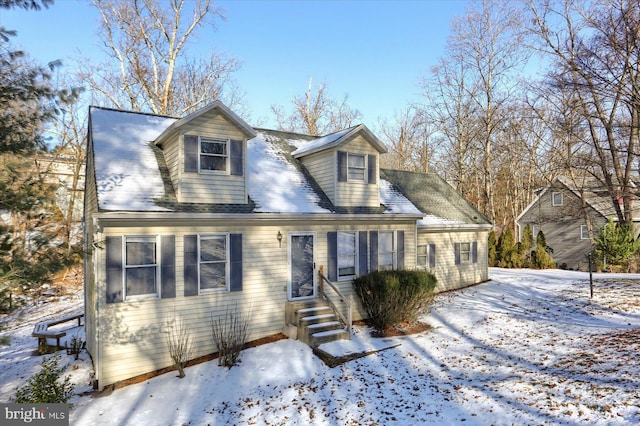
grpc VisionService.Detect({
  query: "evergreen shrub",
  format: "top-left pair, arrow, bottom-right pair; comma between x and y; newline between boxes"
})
352,270 -> 437,331
14,354 -> 74,404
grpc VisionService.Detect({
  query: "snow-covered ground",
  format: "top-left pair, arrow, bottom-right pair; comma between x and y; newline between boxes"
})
1,268 -> 639,425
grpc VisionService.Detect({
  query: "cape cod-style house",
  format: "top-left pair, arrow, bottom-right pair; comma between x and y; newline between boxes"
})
84,101 -> 492,389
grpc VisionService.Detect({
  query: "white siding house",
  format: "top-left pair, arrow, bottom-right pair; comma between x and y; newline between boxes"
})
84,101 -> 491,389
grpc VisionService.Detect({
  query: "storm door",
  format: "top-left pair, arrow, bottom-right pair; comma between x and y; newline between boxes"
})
289,233 -> 316,300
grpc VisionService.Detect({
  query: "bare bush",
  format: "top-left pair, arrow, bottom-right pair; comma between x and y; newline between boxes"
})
210,305 -> 250,368
165,313 -> 193,378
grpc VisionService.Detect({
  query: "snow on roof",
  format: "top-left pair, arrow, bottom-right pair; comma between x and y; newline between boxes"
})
90,108 -> 177,211
290,127 -> 356,157
247,135 -> 331,213
379,179 -> 422,214
417,215 -> 465,226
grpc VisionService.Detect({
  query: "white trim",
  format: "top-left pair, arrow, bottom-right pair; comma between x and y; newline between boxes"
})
552,192 -> 563,206
198,136 -> 230,175
346,153 -> 367,183
123,235 -> 160,301
197,233 -> 230,293
580,225 -> 590,240
287,232 -> 317,301
337,231 -> 358,281
459,242 -> 472,264
378,230 -> 396,271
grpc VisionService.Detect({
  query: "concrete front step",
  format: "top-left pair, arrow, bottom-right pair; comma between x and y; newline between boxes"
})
285,298 -> 351,347
310,328 -> 351,347
295,306 -> 333,323
299,313 -> 337,326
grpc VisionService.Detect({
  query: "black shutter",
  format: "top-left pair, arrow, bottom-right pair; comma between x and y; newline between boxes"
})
368,154 -> 376,184
184,135 -> 198,173
358,231 -> 368,276
327,232 -> 337,281
429,244 -> 436,268
454,242 -> 461,265
230,140 -> 243,176
369,231 -> 378,271
230,234 -> 243,292
397,230 -> 405,270
161,236 -> 176,298
184,235 -> 198,296
337,151 -> 347,182
472,241 -> 478,263
106,236 -> 123,303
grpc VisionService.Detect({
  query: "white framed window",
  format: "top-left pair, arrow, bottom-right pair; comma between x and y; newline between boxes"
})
347,153 -> 366,182
417,244 -> 436,268
200,137 -> 228,173
459,242 -> 472,263
337,231 -> 357,280
552,192 -> 563,206
199,234 -> 229,292
378,231 -> 395,270
124,236 -> 159,299
580,225 -> 589,240
417,244 -> 428,268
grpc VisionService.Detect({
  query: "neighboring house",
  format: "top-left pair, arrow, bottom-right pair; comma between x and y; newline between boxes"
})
84,101 -> 491,389
36,151 -> 85,222
516,176 -> 640,270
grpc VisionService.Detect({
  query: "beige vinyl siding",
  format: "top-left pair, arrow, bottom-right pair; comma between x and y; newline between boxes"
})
160,130 -> 180,192
169,111 -> 248,204
417,229 -> 489,293
299,150 -> 336,202
92,218 -> 416,387
335,135 -> 379,207
83,148 -> 99,359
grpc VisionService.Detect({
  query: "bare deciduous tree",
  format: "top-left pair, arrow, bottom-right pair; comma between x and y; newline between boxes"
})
378,106 -> 437,173
527,0 -> 640,224
271,79 -> 361,136
80,0 -> 242,116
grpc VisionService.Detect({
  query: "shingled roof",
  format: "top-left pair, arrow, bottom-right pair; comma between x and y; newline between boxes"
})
380,169 -> 492,227
88,107 -> 421,216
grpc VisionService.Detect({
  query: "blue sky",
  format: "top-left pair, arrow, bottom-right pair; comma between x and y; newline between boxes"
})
0,0 -> 469,129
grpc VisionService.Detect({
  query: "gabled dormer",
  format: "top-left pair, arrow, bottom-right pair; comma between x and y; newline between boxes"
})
154,101 -> 257,204
291,125 -> 387,208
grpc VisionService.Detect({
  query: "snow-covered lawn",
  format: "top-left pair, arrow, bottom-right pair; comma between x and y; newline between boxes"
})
2,268 -> 640,425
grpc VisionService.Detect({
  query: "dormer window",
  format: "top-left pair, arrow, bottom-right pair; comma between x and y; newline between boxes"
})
200,137 -> 228,173
347,153 -> 366,181
184,134 -> 244,177
337,151 -> 376,184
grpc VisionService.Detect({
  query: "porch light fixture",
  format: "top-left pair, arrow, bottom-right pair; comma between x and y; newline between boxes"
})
277,231 -> 283,248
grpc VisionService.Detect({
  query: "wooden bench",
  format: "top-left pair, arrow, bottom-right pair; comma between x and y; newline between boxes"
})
32,313 -> 84,353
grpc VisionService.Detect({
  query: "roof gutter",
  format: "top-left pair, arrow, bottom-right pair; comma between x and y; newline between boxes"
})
418,223 -> 493,232
91,211 -> 424,224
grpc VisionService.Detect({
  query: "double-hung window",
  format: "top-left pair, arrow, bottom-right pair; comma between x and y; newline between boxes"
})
552,192 -> 563,206
200,137 -> 228,173
417,244 -> 429,267
459,242 -> 472,263
337,231 -> 357,279
199,234 -> 228,292
347,153 -> 366,182
417,243 -> 436,268
580,225 -> 589,240
378,231 -> 395,270
124,236 -> 159,298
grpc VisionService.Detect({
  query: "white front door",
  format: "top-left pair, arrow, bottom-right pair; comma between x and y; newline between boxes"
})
289,233 -> 316,300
